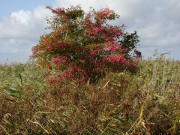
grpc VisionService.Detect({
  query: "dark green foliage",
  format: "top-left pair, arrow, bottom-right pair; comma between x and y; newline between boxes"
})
118,30 -> 139,51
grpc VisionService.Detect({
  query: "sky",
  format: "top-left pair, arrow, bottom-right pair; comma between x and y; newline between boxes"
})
0,0 -> 180,64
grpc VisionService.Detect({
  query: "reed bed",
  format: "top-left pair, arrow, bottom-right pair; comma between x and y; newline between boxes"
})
0,54 -> 179,134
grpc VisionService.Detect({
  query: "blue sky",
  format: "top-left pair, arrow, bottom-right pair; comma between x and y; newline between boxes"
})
0,0 -> 180,64
0,0 -> 53,18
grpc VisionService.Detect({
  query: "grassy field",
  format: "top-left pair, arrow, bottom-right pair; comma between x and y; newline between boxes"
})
0,54 -> 180,135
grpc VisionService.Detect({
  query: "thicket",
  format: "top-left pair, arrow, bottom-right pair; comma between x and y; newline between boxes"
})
31,5 -> 139,85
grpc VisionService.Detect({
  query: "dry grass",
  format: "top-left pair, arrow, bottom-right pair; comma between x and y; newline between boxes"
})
0,54 -> 180,135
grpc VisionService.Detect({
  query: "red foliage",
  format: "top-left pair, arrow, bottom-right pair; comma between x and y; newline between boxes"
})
31,5 -> 139,85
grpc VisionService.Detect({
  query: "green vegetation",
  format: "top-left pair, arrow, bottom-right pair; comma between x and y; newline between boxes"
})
0,54 -> 180,134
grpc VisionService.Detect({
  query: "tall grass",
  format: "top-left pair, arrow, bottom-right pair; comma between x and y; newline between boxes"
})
0,54 -> 179,135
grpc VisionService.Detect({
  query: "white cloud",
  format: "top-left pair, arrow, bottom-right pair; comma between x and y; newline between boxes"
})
10,10 -> 32,25
163,0 -> 180,20
0,7 -> 52,39
0,6 -> 52,64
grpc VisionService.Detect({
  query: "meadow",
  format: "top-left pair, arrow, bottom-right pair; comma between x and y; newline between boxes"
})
0,53 -> 179,135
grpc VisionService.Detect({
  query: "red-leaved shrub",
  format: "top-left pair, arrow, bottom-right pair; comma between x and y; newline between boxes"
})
31,5 -> 140,85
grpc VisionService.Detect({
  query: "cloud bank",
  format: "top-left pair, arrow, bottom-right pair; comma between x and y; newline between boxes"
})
0,0 -> 180,64
0,6 -> 52,63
